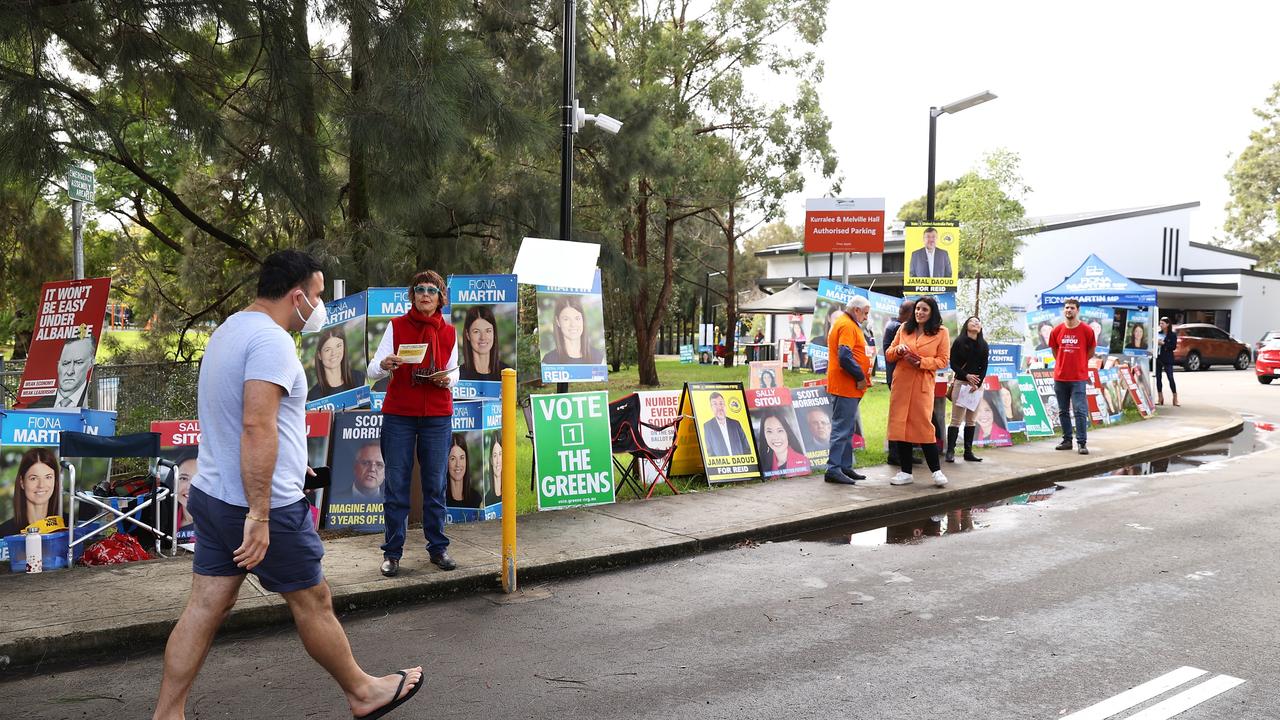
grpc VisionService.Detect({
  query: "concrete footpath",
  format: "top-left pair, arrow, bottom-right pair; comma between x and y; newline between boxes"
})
0,403 -> 1240,670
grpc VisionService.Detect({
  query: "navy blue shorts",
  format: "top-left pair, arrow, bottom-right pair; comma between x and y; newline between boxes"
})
189,486 -> 325,593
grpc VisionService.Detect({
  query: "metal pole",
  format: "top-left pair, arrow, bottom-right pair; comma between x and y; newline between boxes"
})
556,0 -> 577,395
501,368 -> 518,592
559,0 -> 577,245
926,109 -> 938,223
72,200 -> 84,280
333,279 -> 346,300
842,252 -> 849,284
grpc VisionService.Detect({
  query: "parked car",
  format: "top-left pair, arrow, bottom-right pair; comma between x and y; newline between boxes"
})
1254,330 -> 1280,360
1257,339 -> 1280,385
1171,323 -> 1251,371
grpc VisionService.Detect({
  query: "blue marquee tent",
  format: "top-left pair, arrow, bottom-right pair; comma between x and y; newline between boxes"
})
1039,254 -> 1157,308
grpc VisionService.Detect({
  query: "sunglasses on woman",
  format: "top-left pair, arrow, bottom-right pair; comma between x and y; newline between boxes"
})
413,285 -> 441,296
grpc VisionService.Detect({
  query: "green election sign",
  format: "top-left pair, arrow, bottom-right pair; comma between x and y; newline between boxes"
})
532,390 -> 615,510
66,165 -> 95,202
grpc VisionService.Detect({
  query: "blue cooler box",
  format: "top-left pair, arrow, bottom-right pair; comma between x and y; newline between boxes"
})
4,522 -> 101,573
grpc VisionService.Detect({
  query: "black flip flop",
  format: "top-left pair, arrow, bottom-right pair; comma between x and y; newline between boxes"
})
354,670 -> 423,720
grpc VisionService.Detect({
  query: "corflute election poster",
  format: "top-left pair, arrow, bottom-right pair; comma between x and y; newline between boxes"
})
449,275 -> 518,400
366,287 -> 411,411
531,391 -> 615,510
17,277 -> 112,409
301,291 -> 369,412
537,268 -> 608,383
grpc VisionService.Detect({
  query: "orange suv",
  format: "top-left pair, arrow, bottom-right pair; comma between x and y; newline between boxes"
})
1172,323 -> 1251,371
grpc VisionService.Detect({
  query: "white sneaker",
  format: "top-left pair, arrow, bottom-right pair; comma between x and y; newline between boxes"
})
933,470 -> 949,487
890,472 -> 914,486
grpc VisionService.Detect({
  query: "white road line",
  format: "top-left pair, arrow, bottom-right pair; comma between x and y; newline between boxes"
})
1062,666 -> 1207,720
1125,674 -> 1247,720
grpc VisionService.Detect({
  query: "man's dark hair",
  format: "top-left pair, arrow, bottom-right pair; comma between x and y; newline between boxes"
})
1063,298 -> 1080,309
924,227 -> 937,235
257,250 -> 323,300
903,296 -> 943,336
709,391 -> 724,402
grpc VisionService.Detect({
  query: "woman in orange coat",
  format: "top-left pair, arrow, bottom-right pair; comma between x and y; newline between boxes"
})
885,296 -> 951,488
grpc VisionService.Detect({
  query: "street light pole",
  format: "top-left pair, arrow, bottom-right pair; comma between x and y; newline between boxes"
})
925,90 -> 996,224
926,108 -> 939,224
559,0 -> 577,244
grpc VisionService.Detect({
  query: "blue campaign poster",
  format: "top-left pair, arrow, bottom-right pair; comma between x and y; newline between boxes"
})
366,287 -> 412,412
480,400 -> 504,521
302,291 -> 370,412
446,400 -> 486,524
0,409 -> 117,557
808,279 -> 866,373
448,275 -> 518,401
536,269 -> 608,384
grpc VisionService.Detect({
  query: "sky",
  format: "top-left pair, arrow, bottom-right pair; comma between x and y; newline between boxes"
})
774,0 -> 1280,245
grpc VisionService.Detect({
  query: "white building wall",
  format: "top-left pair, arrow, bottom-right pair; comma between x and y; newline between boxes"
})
1182,245 -> 1254,271
1236,274 -> 1280,344
1003,208 -> 1194,310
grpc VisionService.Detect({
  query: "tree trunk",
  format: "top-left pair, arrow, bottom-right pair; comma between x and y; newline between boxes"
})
973,275 -> 983,319
722,201 -> 737,367
289,0 -> 325,240
347,1 -> 371,259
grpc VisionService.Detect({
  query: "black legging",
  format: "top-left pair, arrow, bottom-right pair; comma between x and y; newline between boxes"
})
895,440 -> 940,474
1156,356 -> 1177,393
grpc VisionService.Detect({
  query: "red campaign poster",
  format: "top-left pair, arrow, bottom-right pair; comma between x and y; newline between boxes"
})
746,387 -> 812,479
17,277 -> 112,409
151,420 -> 202,545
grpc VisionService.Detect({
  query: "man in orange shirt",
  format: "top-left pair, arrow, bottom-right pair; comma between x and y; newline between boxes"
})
825,296 -> 872,484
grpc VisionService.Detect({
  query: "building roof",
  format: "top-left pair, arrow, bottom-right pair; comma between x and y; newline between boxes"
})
1023,202 -> 1200,233
1188,241 -> 1258,260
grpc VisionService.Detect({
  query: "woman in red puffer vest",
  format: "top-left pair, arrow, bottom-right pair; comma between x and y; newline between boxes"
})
366,270 -> 460,577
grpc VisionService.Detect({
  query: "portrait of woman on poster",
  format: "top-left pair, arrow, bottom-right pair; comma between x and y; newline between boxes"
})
1034,322 -> 1054,351
542,296 -> 604,365
1126,323 -> 1147,350
169,446 -> 199,542
999,382 -> 1024,423
488,437 -> 503,500
0,448 -> 62,537
446,434 -> 481,508
756,411 -> 809,476
459,305 -> 511,382
758,369 -> 778,389
307,326 -> 366,401
974,394 -> 1011,445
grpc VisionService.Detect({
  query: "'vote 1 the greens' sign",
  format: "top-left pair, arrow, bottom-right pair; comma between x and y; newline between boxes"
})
531,390 -> 615,510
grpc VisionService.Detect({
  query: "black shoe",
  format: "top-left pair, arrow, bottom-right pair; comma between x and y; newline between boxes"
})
824,471 -> 858,485
380,558 -> 399,577
962,426 -> 983,462
945,427 -> 959,463
841,467 -> 866,481
1055,439 -> 1073,451
430,552 -> 457,571
1078,445 -> 1089,456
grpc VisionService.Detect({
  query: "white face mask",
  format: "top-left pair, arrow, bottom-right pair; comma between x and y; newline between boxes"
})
297,292 -> 327,333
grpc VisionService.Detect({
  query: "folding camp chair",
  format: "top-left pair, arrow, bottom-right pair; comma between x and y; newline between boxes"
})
608,394 -> 685,499
522,401 -> 536,491
60,431 -> 178,567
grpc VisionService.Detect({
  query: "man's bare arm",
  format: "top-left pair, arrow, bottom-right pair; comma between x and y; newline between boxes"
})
241,380 -> 284,515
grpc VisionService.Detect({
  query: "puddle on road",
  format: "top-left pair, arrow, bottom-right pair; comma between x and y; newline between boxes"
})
789,419 -> 1274,548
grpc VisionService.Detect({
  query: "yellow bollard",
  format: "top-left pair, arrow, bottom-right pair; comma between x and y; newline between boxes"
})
501,368 -> 518,593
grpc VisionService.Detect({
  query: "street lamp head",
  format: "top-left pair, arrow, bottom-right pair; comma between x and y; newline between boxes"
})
939,90 -> 997,115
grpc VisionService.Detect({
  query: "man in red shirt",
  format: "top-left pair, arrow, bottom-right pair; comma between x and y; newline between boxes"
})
1048,298 -> 1096,455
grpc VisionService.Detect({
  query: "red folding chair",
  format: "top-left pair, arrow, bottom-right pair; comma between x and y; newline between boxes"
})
608,394 -> 685,499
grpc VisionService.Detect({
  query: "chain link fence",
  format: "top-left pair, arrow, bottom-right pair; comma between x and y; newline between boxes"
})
1,360 -> 200,433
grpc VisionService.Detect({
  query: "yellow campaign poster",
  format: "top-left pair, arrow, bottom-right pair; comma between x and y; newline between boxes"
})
686,381 -> 761,483
669,387 -> 704,477
903,223 -> 960,291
